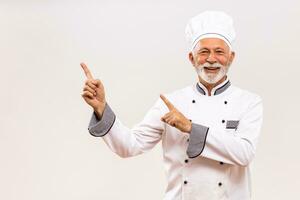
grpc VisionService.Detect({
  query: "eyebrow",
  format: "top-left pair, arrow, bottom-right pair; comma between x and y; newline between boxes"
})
198,48 -> 209,51
198,47 -> 226,51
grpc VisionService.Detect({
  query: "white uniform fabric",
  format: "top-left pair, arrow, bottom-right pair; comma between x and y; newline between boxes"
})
88,80 -> 263,200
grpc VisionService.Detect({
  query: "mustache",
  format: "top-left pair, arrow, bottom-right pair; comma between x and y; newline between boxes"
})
199,62 -> 224,68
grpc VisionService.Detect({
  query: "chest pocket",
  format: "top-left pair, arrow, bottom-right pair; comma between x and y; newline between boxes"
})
225,120 -> 239,135
226,120 -> 239,130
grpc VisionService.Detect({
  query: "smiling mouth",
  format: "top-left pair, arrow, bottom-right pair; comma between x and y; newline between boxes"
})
204,67 -> 220,72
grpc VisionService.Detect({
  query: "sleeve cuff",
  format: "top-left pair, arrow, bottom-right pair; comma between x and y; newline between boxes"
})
186,123 -> 209,158
88,104 -> 116,137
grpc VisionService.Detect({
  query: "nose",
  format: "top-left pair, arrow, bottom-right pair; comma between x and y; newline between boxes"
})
206,52 -> 217,64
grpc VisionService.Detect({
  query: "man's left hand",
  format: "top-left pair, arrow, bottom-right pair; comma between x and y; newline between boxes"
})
160,94 -> 192,133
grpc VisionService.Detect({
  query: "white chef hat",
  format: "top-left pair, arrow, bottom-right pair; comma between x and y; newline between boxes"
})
185,11 -> 236,51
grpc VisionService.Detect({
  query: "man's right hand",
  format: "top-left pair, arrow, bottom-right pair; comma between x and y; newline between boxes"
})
80,62 -> 106,118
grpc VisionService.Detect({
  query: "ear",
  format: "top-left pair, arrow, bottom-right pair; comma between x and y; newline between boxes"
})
188,52 -> 196,67
229,51 -> 235,65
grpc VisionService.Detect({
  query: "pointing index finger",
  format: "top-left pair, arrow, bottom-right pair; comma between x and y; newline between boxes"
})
160,94 -> 175,111
80,62 -> 94,80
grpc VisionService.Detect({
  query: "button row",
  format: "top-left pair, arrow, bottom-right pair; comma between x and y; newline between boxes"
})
183,180 -> 223,187
191,99 -> 228,126
191,100 -> 228,104
187,98 -> 225,189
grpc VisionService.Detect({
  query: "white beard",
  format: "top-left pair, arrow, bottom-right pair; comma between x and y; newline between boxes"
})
195,62 -> 228,84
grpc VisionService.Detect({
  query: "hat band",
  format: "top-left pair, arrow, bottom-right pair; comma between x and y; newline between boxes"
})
191,33 -> 232,51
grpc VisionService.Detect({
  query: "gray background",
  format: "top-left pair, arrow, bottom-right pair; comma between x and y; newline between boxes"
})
0,0 -> 299,199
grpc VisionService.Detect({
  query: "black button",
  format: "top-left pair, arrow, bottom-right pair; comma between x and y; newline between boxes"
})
224,101 -> 227,104
184,180 -> 188,184
222,120 -> 225,123
218,182 -> 222,186
220,162 -> 224,165
185,159 -> 189,163
192,100 -> 196,103
187,138 -> 189,142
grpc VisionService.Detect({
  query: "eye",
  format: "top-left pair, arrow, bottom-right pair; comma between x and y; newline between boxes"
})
216,50 -> 224,54
198,50 -> 209,55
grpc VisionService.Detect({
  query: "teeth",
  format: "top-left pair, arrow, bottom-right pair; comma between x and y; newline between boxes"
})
205,67 -> 219,70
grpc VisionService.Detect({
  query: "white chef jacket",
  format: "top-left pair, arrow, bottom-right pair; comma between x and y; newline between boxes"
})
88,78 -> 263,200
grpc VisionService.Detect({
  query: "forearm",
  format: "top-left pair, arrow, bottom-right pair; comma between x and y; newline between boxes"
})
201,128 -> 256,166
187,124 -> 256,166
88,101 -> 164,158
187,96 -> 263,166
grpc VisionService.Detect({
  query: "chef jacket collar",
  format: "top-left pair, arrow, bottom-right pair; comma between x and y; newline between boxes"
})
196,77 -> 231,96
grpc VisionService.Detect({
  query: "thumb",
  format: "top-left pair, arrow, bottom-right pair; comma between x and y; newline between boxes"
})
92,79 -> 101,87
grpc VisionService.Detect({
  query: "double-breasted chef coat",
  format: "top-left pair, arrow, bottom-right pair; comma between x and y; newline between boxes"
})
88,78 -> 263,200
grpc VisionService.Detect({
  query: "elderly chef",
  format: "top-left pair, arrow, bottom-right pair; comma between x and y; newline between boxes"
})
81,10 -> 263,200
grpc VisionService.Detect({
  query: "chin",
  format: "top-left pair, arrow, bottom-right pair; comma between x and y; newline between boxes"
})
202,73 -> 225,84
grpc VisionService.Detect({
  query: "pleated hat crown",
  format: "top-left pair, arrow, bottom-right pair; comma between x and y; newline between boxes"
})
185,11 -> 236,50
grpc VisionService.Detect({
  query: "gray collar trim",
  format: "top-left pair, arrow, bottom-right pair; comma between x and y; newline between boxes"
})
196,80 -> 231,96
196,83 -> 206,95
214,80 -> 231,95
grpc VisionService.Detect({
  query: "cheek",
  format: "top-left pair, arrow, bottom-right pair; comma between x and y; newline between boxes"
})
216,55 -> 230,66
195,55 -> 208,65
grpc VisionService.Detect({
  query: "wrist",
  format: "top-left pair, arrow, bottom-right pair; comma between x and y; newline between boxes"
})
94,103 -> 106,119
185,121 -> 192,133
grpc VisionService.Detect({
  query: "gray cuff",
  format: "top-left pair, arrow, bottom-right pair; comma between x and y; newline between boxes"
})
186,123 -> 209,158
88,104 -> 116,137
